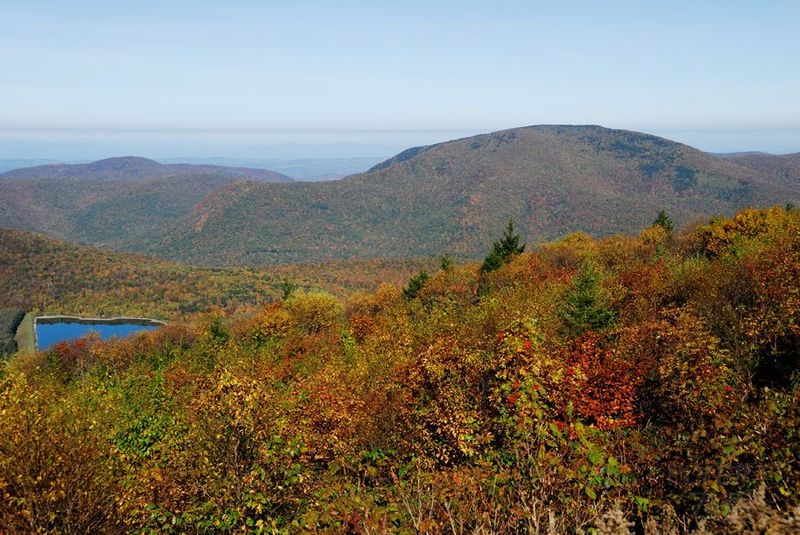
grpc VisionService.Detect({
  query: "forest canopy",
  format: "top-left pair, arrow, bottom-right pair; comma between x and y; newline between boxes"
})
1,206 -> 799,533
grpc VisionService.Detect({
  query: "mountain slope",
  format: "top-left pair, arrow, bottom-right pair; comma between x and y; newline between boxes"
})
720,152 -> 800,189
0,228 -> 432,317
147,125 -> 799,265
0,227 -> 278,318
0,157 -> 291,248
3,206 -> 799,531
0,156 -> 292,182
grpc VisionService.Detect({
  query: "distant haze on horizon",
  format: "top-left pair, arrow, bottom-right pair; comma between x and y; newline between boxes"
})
1,1 -> 798,159
0,128 -> 799,162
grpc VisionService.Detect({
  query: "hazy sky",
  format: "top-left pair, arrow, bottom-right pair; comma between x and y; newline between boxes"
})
1,0 -> 798,157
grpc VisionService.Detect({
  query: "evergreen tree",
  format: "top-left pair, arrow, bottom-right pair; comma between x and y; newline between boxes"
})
653,210 -> 674,233
481,219 -> 526,273
403,270 -> 430,300
279,278 -> 298,300
558,262 -> 617,337
440,254 -> 454,272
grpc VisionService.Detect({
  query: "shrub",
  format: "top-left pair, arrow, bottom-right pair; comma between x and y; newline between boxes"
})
0,373 -> 118,533
285,291 -> 344,334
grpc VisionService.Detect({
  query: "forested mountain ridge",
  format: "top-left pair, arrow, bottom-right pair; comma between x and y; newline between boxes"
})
0,156 -> 292,250
1,126 -> 798,266
147,125 -> 800,265
0,156 -> 292,182
720,151 -> 800,189
0,227 -> 432,318
0,227 -> 279,318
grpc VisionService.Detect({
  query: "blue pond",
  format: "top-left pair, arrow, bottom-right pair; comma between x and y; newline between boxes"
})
35,317 -> 162,351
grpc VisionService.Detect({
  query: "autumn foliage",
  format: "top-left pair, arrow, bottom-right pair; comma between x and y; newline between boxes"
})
1,206 -> 799,533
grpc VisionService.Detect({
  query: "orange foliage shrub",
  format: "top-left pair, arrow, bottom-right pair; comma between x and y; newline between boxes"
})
237,303 -> 292,345
285,291 -> 343,334
698,207 -> 782,257
557,333 -> 643,430
292,372 -> 370,460
47,334 -> 101,378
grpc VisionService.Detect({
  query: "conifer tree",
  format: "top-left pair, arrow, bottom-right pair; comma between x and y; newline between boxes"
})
481,219 -> 525,273
558,262 -> 617,337
279,278 -> 298,300
403,270 -> 430,300
440,254 -> 454,272
653,210 -> 674,233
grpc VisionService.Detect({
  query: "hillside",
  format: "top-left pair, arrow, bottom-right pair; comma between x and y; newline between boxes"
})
0,157 -> 291,249
0,228 -> 279,318
161,156 -> 386,181
2,206 -> 798,532
148,125 -> 800,265
0,156 -> 292,182
2,127 -> 798,266
721,152 -> 800,189
0,228 -> 431,318
0,159 -> 59,173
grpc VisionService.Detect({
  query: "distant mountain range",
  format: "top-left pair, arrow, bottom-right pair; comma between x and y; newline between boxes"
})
0,159 -> 61,174
0,156 -> 385,182
158,157 -> 385,181
0,157 -> 290,250
1,126 -> 798,265
0,156 -> 292,182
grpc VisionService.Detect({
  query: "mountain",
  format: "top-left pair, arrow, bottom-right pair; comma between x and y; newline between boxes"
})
2,126 -> 798,266
0,227 -> 432,318
0,156 -> 292,182
0,159 -> 60,174
0,227 -> 277,318
718,152 -> 800,189
144,125 -> 800,265
0,157 -> 291,249
159,157 -> 386,181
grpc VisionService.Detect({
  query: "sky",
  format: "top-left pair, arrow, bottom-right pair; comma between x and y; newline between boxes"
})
1,0 -> 799,159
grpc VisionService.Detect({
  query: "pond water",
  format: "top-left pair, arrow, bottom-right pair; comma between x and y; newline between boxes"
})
35,317 -> 163,351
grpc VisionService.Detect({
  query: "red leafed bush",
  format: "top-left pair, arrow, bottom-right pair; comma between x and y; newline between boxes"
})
48,335 -> 100,378
558,332 -> 643,430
